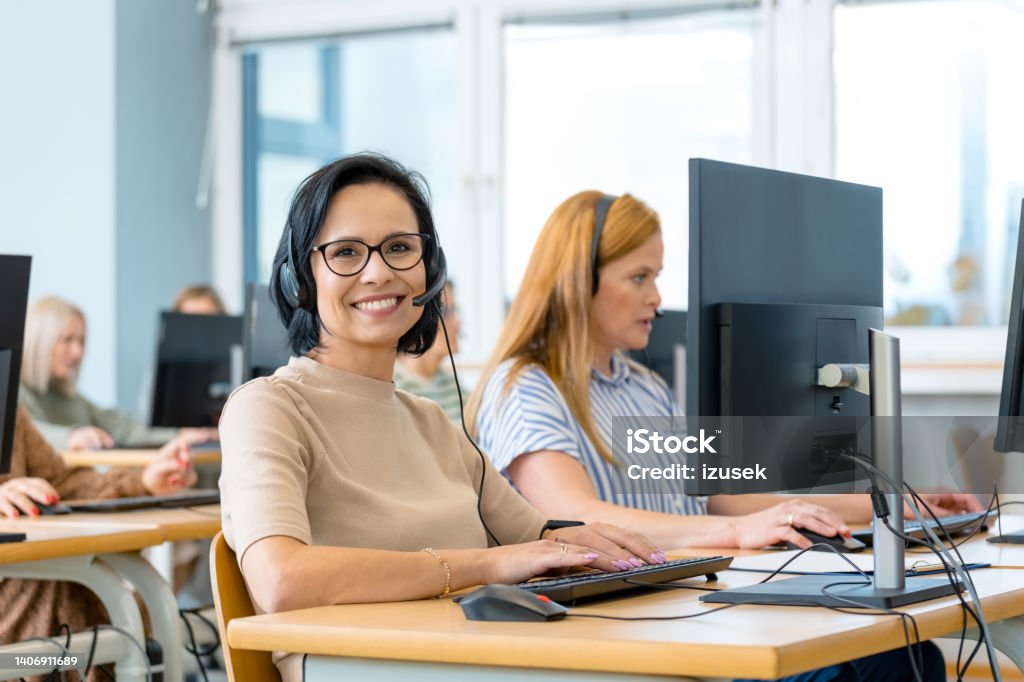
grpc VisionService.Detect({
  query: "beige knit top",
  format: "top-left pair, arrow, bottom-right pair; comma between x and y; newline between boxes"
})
219,355 -> 545,568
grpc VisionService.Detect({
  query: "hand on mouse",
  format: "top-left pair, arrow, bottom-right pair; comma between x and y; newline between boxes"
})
0,477 -> 60,518
727,499 -> 851,550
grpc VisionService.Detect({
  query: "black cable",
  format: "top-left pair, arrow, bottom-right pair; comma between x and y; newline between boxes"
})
836,453 -> 974,678
838,451 -> 994,681
181,610 -> 210,682
182,607 -> 222,657
84,625 -> 99,680
436,301 -> 501,546
904,483 -> 998,680
817,580 -> 924,682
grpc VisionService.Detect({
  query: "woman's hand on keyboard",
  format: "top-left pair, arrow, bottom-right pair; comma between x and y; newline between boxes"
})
910,493 -> 985,518
483,523 -> 667,585
142,437 -> 197,495
544,522 -> 666,571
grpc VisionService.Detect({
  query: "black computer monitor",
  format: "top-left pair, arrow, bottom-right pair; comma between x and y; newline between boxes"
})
628,309 -> 686,409
0,255 -> 31,475
242,283 -> 291,381
690,159 -> 957,608
150,312 -> 243,428
995,200 -> 1024,455
687,158 -> 883,494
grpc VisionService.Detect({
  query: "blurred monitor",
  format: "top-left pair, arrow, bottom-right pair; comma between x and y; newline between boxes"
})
0,255 -> 31,474
628,309 -> 686,410
996,200 -> 1024,454
242,283 -> 291,381
150,312 -> 243,428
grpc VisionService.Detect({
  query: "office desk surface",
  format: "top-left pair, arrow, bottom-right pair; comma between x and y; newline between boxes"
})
35,505 -> 222,543
227,565 -> 1024,680
62,448 -> 221,468
0,519 -> 163,564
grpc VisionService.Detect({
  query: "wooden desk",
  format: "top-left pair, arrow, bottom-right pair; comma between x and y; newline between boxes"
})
0,520 -> 165,681
41,505 -> 222,543
0,519 -> 163,564
23,506 -> 222,682
62,448 -> 221,468
227,562 -> 1024,681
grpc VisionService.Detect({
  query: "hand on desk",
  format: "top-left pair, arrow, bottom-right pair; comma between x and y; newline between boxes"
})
909,492 -> 985,518
66,426 -> 115,451
142,437 -> 197,495
0,477 -> 60,518
485,522 -> 665,584
729,499 -> 851,550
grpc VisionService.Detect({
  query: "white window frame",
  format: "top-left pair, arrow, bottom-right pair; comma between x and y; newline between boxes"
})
211,0 -> 1006,390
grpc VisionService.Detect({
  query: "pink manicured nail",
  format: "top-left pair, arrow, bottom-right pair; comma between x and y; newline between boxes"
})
612,560 -> 632,571
584,553 -> 599,560
628,557 -> 645,567
650,552 -> 667,564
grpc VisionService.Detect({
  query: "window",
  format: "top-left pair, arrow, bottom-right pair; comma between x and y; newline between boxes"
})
502,9 -> 758,308
835,0 -> 1024,326
242,28 -> 459,286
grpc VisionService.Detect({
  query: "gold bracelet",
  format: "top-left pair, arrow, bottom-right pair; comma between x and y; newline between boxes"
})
421,547 -> 451,598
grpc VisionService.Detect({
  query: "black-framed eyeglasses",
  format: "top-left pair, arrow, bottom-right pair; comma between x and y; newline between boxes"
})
312,233 -> 430,277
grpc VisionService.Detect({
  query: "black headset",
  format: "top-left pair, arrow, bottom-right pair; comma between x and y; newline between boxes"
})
591,194 -> 664,319
278,226 -> 448,310
591,194 -> 617,295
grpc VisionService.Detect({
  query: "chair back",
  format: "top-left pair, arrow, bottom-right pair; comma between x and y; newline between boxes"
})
210,531 -> 279,681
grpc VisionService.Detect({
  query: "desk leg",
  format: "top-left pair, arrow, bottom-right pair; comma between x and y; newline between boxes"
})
0,556 -> 149,681
101,552 -> 184,682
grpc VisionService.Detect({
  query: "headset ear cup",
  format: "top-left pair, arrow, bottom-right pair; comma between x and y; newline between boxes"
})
429,246 -> 446,290
279,262 -> 302,309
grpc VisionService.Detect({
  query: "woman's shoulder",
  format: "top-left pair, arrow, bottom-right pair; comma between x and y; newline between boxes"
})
221,373 -> 301,419
482,359 -> 564,412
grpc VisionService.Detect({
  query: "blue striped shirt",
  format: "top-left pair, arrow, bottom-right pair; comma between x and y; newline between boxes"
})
476,354 -> 708,516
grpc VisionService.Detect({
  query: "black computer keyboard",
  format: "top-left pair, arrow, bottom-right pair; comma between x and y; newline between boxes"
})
65,489 -> 220,513
0,532 -> 26,544
517,556 -> 733,603
851,510 -> 995,546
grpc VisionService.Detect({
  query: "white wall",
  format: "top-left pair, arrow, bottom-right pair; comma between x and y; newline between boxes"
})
0,0 -> 118,405
0,0 -> 213,416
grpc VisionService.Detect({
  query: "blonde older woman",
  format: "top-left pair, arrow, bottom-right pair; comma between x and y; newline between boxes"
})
19,296 -> 215,450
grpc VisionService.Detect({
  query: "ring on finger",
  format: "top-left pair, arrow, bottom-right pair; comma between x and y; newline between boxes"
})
787,513 -> 795,527
560,543 -> 568,555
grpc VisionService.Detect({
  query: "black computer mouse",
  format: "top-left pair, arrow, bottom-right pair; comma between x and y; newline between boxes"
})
457,585 -> 568,622
15,499 -> 72,516
787,529 -> 866,554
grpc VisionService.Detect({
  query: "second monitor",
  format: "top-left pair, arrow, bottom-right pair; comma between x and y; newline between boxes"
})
150,312 -> 243,428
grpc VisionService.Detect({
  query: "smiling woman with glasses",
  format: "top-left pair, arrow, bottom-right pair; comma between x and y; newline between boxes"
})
217,152 -> 664,682
313,233 -> 430,276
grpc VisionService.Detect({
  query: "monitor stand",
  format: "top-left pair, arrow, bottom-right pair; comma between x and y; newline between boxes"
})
988,530 -> 1024,544
702,329 -> 961,609
0,532 -> 26,544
